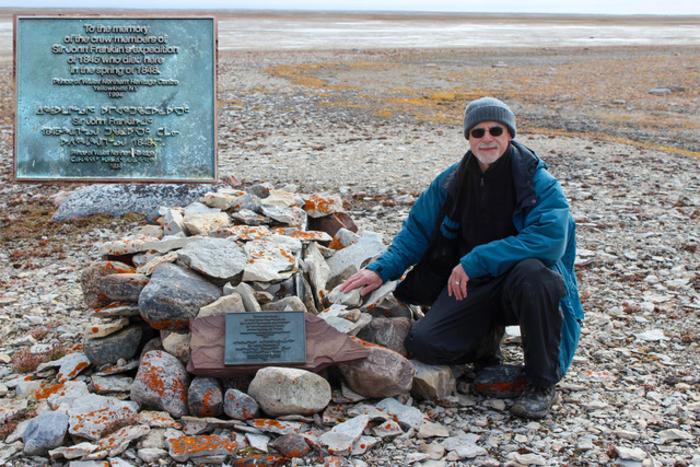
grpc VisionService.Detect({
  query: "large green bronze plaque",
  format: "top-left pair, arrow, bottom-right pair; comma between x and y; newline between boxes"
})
14,16 -> 217,182
225,312 -> 307,366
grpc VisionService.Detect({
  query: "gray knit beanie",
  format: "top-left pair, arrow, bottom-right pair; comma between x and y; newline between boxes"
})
463,97 -> 516,139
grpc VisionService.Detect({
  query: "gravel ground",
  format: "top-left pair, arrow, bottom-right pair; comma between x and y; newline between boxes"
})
1,35 -> 699,466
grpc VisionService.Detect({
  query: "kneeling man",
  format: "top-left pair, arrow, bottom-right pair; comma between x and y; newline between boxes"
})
341,97 -> 584,419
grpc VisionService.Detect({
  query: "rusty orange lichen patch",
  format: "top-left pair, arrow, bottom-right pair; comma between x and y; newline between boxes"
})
103,261 -> 136,275
34,382 -> 65,400
168,435 -> 238,456
252,418 -> 285,430
139,360 -> 166,397
142,317 -> 189,330
62,361 -> 89,381
303,194 -> 337,215
279,248 -> 295,264
328,238 -> 344,250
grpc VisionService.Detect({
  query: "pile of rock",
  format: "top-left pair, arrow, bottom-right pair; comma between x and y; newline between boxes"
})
4,183 -> 459,465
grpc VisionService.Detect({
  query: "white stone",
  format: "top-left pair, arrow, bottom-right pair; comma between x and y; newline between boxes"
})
326,284 -> 362,307
326,232 -> 385,281
248,367 -> 331,416
161,332 -> 191,361
303,242 -> 331,304
183,212 -> 231,235
319,415 -> 370,456
245,433 -> 270,452
91,375 -> 133,394
243,239 -> 296,282
302,193 -> 344,218
453,443 -> 487,459
223,282 -> 262,312
49,442 -> 98,460
636,329 -> 667,341
177,237 -> 246,280
372,418 -> 403,438
418,420 -> 450,438
198,294 -> 245,317
376,397 -> 424,430
616,446 -> 647,461
351,435 -> 380,456
657,428 -> 693,442
84,317 -> 130,339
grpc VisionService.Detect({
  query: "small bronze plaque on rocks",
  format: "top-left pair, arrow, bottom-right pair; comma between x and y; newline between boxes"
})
14,16 -> 217,182
224,312 -> 307,366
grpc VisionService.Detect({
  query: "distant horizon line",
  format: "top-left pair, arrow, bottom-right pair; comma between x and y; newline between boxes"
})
2,7 -> 700,18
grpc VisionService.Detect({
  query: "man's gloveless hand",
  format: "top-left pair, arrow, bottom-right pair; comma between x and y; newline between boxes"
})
448,264 -> 470,301
339,269 -> 382,296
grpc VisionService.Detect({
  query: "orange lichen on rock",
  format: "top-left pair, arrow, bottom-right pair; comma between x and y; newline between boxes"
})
62,361 -> 89,381
168,434 -> 238,456
103,261 -> 136,275
139,360 -> 166,397
328,238 -> 344,250
34,382 -> 65,400
252,418 -> 285,430
278,248 -> 295,264
303,194 -> 337,215
142,317 -> 189,330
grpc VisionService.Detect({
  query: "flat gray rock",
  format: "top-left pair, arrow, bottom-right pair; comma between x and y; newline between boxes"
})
91,375 -> 134,394
53,184 -> 210,221
177,237 -> 246,281
83,325 -> 143,367
376,397 -> 424,430
243,239 -> 297,282
67,394 -> 139,441
138,263 -> 221,330
23,411 -> 69,456
319,415 -> 370,456
327,232 -> 385,282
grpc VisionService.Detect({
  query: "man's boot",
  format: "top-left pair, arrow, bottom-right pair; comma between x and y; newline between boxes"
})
510,384 -> 556,419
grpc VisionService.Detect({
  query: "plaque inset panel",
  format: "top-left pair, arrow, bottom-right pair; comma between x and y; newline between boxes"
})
225,312 -> 307,366
14,16 -> 217,182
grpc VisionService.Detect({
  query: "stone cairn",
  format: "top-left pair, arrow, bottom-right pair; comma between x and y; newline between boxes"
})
5,183 -> 461,465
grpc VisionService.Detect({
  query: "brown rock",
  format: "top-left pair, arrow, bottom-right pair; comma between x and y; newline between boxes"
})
268,433 -> 310,458
100,273 -> 150,303
307,212 -> 358,238
338,338 -> 415,398
356,317 -> 411,356
81,261 -> 136,308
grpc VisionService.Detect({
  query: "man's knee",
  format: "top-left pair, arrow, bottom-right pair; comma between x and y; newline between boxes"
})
506,259 -> 565,297
404,321 -> 480,365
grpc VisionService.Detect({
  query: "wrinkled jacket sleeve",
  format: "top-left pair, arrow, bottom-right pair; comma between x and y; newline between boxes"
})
460,169 -> 570,279
366,165 -> 454,282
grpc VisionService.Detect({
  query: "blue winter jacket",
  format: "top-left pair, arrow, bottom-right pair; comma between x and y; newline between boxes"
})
366,141 -> 583,375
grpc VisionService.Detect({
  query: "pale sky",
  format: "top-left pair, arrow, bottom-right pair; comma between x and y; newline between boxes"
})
3,0 -> 700,15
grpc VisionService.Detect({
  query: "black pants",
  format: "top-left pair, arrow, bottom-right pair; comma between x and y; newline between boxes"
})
404,259 -> 565,387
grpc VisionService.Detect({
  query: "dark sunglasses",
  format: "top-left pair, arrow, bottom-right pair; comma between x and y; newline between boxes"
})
470,126 -> 505,138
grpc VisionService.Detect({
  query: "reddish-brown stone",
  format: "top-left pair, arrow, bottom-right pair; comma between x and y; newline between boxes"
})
81,260 -> 136,308
307,212 -> 357,238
